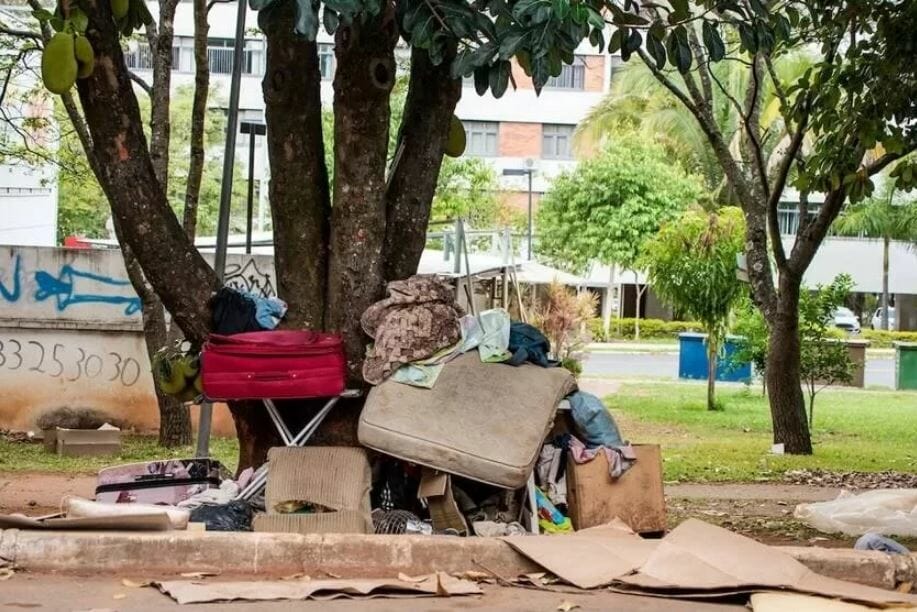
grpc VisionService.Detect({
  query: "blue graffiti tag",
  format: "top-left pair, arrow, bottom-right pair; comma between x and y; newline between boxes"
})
34,265 -> 142,315
0,255 -> 21,302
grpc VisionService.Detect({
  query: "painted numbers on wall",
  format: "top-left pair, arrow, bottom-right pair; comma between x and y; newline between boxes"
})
0,337 -> 142,386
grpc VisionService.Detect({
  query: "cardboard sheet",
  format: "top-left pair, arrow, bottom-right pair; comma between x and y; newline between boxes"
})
502,521 -> 658,589
750,592 -> 893,611
157,573 -> 481,604
0,512 -> 172,531
506,518 -> 917,607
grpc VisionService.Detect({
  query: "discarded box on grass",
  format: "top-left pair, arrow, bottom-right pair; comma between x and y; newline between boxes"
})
359,352 -> 576,489
566,444 -> 666,534
253,446 -> 373,535
417,468 -> 468,534
42,425 -> 121,457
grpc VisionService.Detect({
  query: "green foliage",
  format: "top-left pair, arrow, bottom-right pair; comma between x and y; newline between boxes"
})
834,183 -> 917,243
641,206 -> 746,409
587,317 -> 703,342
641,207 -> 746,339
861,330 -> 917,349
431,156 -> 501,226
56,85 -> 247,239
537,139 -> 703,272
730,296 -> 768,379
799,275 -> 856,425
251,1 -> 790,97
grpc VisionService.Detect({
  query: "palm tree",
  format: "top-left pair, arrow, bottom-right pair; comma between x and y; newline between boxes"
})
575,49 -> 816,203
834,183 -> 917,330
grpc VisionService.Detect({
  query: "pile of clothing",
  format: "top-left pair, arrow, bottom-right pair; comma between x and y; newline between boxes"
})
361,275 -> 556,389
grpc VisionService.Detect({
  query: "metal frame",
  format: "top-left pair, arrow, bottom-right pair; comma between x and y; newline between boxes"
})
235,389 -> 361,500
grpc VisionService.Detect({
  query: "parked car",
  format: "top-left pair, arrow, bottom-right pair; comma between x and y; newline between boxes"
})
833,307 -> 861,334
871,306 -> 896,330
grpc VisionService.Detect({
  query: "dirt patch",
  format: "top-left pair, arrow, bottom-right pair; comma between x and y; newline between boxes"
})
784,469 -> 917,489
0,471 -> 95,515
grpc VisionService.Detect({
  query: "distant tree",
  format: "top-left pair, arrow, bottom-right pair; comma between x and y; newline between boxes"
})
798,276 -> 855,427
641,207 -> 746,411
834,182 -> 917,331
536,139 -> 703,337
430,157 -> 501,227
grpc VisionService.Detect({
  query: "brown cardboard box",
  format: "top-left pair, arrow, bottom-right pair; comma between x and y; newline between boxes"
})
254,446 -> 373,535
566,444 -> 666,534
42,426 -> 121,457
417,469 -> 468,535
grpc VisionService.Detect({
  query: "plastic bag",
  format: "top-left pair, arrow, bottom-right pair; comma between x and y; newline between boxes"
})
794,489 -> 917,537
189,500 -> 253,531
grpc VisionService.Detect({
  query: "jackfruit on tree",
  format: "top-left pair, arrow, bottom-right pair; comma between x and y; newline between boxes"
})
41,32 -> 78,95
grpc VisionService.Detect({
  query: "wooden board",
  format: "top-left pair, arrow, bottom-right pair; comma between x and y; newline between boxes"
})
566,444 -> 666,534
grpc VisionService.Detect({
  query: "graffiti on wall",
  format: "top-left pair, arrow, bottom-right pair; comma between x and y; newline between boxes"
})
224,258 -> 276,298
1,254 -> 141,315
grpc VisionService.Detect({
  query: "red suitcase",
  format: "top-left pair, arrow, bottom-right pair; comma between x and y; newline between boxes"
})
202,330 -> 346,400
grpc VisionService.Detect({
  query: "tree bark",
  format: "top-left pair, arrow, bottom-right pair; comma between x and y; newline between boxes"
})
182,0 -> 210,239
706,334 -> 717,411
147,0 -> 179,185
382,45 -> 461,282
261,0 -> 330,330
765,277 -> 812,454
76,0 -> 217,344
328,12 -> 398,379
882,236 -> 890,330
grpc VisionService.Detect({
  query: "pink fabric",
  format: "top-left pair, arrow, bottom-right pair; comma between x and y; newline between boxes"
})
568,436 -> 637,479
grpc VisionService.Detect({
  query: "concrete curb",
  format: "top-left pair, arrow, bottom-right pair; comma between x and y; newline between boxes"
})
2,529 -> 915,590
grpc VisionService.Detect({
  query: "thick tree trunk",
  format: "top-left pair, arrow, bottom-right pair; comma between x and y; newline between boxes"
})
882,236 -> 890,331
182,0 -> 210,239
328,13 -> 398,379
262,0 -> 330,329
76,0 -> 217,344
764,279 -> 812,454
382,45 -> 461,282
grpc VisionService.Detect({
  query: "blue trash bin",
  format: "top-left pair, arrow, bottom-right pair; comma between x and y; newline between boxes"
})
678,333 -> 751,383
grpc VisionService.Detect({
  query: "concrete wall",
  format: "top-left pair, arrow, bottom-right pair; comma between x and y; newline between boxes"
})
0,246 -> 275,435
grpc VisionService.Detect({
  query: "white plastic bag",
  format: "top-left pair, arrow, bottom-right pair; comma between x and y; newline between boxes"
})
794,489 -> 917,537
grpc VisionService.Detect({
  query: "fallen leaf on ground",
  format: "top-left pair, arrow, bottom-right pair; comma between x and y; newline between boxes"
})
280,573 -> 309,581
453,570 -> 492,582
557,600 -> 580,612
121,578 -> 152,588
397,573 -> 427,583
180,571 -> 220,579
0,568 -> 15,580
322,571 -> 341,579
112,594 -> 126,600
898,582 -> 913,594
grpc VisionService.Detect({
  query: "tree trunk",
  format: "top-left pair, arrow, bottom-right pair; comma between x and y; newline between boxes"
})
76,1 -> 218,344
706,334 -> 717,411
147,0 -> 179,184
262,0 -> 330,330
602,266 -> 616,339
327,13 -> 398,379
765,279 -> 812,454
182,0 -> 210,239
382,45 -> 461,282
633,271 -> 644,340
882,236 -> 890,331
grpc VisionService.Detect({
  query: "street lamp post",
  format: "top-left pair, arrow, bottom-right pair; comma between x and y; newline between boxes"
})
503,166 -> 535,260
240,121 -> 266,254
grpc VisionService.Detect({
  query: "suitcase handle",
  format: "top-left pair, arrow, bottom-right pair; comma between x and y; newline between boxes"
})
246,372 -> 299,381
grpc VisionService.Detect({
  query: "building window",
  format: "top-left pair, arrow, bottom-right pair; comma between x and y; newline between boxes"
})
318,43 -> 335,80
545,58 -> 585,90
464,121 -> 498,157
542,124 -> 574,159
206,38 -> 263,75
124,44 -> 154,70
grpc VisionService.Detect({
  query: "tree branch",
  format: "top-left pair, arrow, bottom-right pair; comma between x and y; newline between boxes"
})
182,0 -> 210,240
128,70 -> 153,95
635,48 -> 698,115
865,148 -> 916,177
686,25 -> 713,104
0,24 -> 42,41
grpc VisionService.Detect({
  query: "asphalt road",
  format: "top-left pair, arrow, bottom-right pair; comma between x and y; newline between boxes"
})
582,351 -> 897,389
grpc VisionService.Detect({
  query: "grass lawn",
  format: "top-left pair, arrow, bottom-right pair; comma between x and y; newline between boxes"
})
607,382 -> 917,482
0,435 -> 240,474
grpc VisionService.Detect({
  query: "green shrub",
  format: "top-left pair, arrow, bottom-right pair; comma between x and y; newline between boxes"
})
861,329 -> 917,348
587,318 -> 703,341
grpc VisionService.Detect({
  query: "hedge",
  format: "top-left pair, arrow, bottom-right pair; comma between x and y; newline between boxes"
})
588,318 -> 703,341
860,329 -> 917,348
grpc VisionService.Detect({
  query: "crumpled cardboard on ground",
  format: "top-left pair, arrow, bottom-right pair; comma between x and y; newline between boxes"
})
418,469 -> 468,535
750,592 -> 890,612
157,573 -> 481,604
0,512 -> 171,531
253,447 -> 373,535
506,518 -> 917,608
